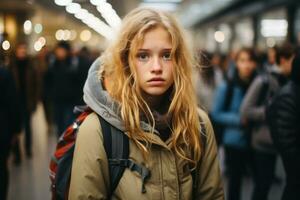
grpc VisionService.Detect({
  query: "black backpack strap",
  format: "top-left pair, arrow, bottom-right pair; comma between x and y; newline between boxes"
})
97,115 -> 129,197
97,115 -> 151,196
109,159 -> 150,193
192,121 -> 207,199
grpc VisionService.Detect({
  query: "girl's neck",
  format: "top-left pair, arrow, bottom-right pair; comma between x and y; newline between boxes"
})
142,90 -> 171,114
143,93 -> 165,112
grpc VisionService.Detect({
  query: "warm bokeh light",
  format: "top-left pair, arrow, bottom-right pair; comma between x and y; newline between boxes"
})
80,30 -> 92,42
23,20 -> 32,35
2,40 -> 10,50
34,23 -> 43,34
214,31 -> 225,43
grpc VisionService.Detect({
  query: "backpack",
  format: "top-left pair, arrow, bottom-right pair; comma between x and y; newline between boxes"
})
49,106 -> 206,200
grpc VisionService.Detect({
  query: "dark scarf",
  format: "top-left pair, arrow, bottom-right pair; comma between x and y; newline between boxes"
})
140,89 -> 173,142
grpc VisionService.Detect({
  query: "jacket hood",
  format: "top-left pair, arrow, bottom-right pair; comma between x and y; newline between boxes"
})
291,53 -> 300,85
83,58 -> 153,132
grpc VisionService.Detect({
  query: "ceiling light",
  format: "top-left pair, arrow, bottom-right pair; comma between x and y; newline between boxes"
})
34,41 -> 43,51
55,29 -> 64,40
90,0 -> 106,6
38,37 -> 46,46
261,19 -> 288,37
80,30 -> 92,42
66,3 -> 81,14
214,31 -> 225,43
75,9 -> 89,19
2,40 -> 10,51
24,20 -> 32,35
54,0 -> 72,6
34,24 -> 43,34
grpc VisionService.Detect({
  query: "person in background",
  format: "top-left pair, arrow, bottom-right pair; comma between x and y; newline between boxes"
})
45,41 -> 84,137
0,63 -> 21,199
212,48 -> 257,200
240,43 -> 295,200
267,52 -> 300,200
35,46 -> 55,134
263,47 -> 278,73
9,42 -> 38,162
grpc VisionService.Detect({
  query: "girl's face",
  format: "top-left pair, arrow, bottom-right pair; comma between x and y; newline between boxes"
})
236,51 -> 256,79
134,26 -> 174,97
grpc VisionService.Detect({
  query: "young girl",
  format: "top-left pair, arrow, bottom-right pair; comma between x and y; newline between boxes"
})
69,8 -> 223,200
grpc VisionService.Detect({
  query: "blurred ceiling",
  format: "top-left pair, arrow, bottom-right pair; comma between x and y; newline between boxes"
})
0,0 -> 243,29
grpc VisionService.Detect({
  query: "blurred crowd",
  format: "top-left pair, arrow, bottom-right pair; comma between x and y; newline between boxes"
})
195,44 -> 300,200
0,40 -> 300,200
0,41 -> 100,199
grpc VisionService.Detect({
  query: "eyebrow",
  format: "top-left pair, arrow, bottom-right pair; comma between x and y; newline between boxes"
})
137,48 -> 172,52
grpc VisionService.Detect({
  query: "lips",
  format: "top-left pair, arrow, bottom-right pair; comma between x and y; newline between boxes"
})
148,77 -> 165,82
147,77 -> 165,86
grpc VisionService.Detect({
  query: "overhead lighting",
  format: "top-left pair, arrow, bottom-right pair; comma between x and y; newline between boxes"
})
34,23 -> 43,34
54,0 -> 72,6
38,37 -> 46,46
80,30 -> 92,42
214,31 -> 225,43
2,40 -> 10,51
74,9 -> 89,20
96,2 -> 121,29
66,3 -> 81,14
55,29 -> 64,40
261,19 -> 288,37
24,20 -> 32,35
63,30 -> 71,40
90,0 -> 107,6
54,0 -> 116,39
34,40 -> 43,51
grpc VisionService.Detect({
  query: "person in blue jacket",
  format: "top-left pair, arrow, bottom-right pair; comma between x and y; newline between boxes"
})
212,48 -> 257,200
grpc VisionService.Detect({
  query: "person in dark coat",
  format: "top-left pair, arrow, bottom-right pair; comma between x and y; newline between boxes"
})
45,41 -> 86,137
0,66 -> 21,200
240,43 -> 295,200
9,42 -> 38,161
267,52 -> 300,200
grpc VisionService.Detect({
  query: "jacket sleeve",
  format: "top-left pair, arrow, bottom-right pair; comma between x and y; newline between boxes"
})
240,76 -> 266,122
69,113 -> 110,200
211,82 -> 240,127
268,93 -> 299,156
195,109 -> 224,200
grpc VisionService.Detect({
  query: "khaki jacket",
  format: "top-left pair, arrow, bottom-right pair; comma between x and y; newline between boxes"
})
69,109 -> 224,200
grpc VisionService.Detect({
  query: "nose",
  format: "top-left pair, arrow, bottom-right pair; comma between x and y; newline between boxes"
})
151,56 -> 162,74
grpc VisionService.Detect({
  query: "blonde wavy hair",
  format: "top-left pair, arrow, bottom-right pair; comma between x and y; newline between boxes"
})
101,7 -> 202,167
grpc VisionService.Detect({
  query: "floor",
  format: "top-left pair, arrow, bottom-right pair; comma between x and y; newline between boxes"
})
7,103 -> 285,200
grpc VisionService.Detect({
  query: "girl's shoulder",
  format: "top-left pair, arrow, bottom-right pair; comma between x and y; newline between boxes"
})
77,112 -> 104,142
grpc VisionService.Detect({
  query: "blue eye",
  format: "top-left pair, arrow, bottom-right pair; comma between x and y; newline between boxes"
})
137,53 -> 149,61
162,52 -> 171,61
